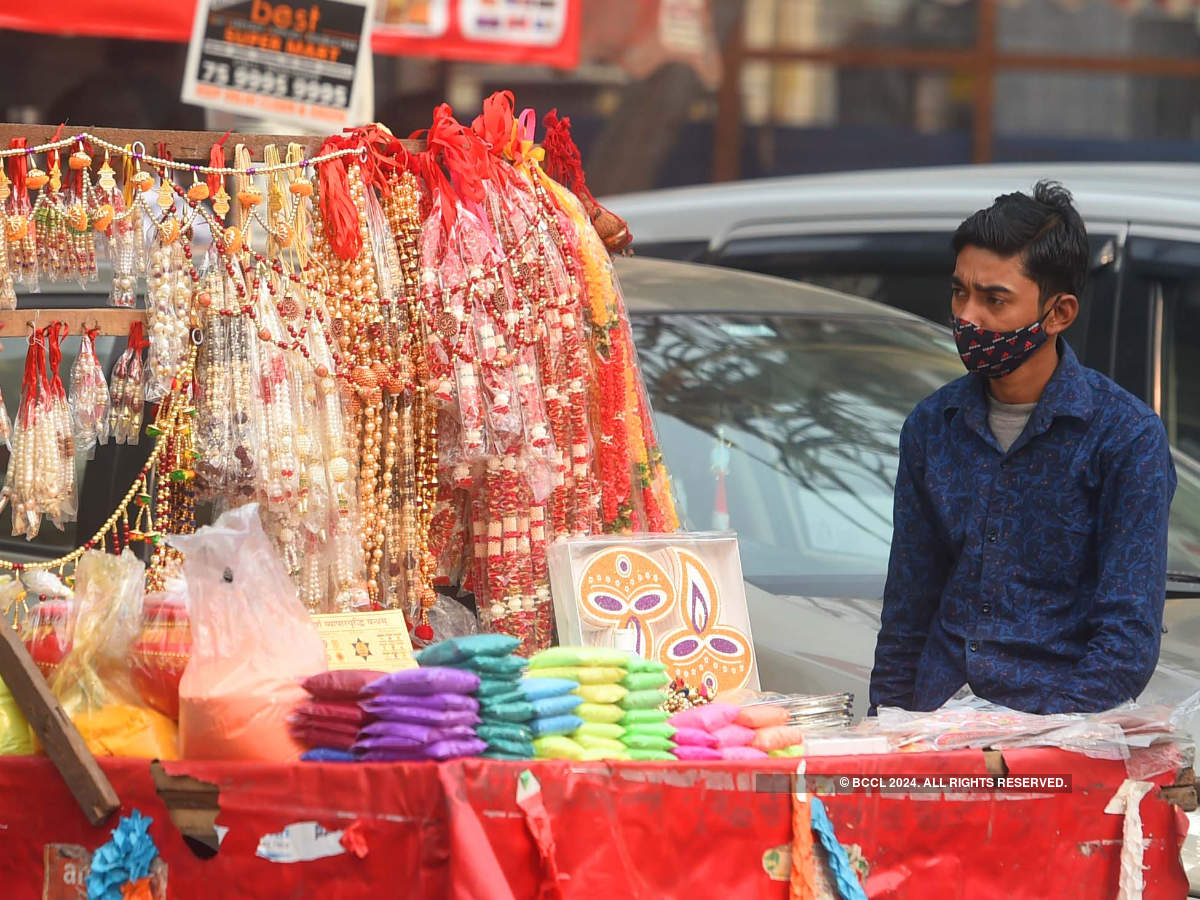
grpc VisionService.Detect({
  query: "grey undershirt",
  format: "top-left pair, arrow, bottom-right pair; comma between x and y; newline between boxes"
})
987,395 -> 1037,453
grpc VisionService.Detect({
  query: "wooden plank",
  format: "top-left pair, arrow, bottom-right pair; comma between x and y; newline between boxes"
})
0,308 -> 146,338
0,124 -> 425,164
1160,784 -> 1198,812
0,615 -> 118,825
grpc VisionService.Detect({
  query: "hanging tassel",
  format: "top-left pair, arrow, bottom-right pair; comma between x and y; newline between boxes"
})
316,134 -> 361,260
542,110 -> 632,254
207,129 -> 231,207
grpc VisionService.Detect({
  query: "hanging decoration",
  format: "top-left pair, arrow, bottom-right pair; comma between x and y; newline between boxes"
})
0,105 -> 677,659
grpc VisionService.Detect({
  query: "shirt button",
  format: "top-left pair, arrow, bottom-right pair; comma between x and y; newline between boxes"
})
982,603 -> 992,614
987,530 -> 998,543
969,641 -> 980,652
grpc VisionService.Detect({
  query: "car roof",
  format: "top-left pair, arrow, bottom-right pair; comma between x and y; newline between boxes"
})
605,162 -> 1200,245
613,255 -> 934,323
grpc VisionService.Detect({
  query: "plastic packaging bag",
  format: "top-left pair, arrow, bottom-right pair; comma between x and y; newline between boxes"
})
0,676 -> 32,755
129,589 -> 191,720
169,503 -> 327,761
50,550 -> 178,759
68,327 -> 111,458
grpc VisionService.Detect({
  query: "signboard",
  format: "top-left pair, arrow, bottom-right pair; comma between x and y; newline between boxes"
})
181,0 -> 373,129
373,0 -> 581,69
311,609 -> 417,672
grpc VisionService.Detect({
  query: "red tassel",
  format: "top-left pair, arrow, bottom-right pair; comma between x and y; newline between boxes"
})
207,130 -> 231,205
428,104 -> 490,204
7,138 -> 27,205
472,90 -> 516,152
43,322 -> 67,399
317,134 -> 362,261
19,330 -> 44,427
542,110 -> 633,254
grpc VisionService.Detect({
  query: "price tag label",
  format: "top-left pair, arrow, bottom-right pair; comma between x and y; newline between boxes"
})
182,0 -> 372,129
311,609 -> 417,672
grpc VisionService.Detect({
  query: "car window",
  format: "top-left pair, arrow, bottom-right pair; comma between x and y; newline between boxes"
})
710,229 -> 1113,379
629,312 -> 963,593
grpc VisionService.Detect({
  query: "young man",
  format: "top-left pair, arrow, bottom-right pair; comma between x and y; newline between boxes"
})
869,181 -> 1176,715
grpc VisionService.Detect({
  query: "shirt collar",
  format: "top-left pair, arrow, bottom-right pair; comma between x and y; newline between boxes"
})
941,338 -> 1095,433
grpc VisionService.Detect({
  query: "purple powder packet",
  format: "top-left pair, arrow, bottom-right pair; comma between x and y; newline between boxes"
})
358,721 -> 477,745
366,667 -> 480,696
365,705 -> 481,728
360,693 -> 479,714
426,737 -> 486,760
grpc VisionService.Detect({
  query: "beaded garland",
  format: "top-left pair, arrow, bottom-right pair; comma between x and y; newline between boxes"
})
0,105 -> 678,653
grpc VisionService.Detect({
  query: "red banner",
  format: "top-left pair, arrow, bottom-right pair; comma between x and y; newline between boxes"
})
0,1 -> 581,68
0,749 -> 1188,899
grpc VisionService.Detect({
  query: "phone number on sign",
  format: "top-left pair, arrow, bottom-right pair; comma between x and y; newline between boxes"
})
200,61 -> 349,108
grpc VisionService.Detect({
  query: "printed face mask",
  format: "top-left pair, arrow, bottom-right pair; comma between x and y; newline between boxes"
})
952,299 -> 1060,378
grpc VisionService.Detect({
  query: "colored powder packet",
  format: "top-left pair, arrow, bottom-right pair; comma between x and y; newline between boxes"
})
447,655 -> 528,677
302,669 -> 387,701
359,700 -> 480,728
712,723 -> 756,748
526,666 -> 626,685
301,747 -> 357,762
627,749 -> 675,762
575,722 -> 625,741
735,705 -> 789,729
531,694 -> 584,719
672,745 -> 722,761
485,736 -> 534,758
518,678 -> 579,701
624,722 -> 675,740
529,647 -> 630,669
477,722 -> 534,743
533,735 -> 585,760
366,667 -> 480,697
416,634 -> 521,666
621,709 -> 670,727
720,746 -> 769,761
530,714 -> 584,737
668,703 -> 739,732
619,689 -> 666,711
622,671 -> 669,692
622,733 -> 675,752
625,656 -> 667,674
479,699 -> 535,723
768,745 -> 806,758
575,683 -> 627,704
482,750 -> 529,761
577,702 -> 624,725
576,733 -> 627,753
477,679 -> 522,699
580,748 -> 631,761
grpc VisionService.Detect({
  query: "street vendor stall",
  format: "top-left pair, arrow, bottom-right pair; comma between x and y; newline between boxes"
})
0,103 -> 1191,900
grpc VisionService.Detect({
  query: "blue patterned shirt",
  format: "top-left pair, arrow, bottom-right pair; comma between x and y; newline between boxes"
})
869,340 -> 1176,715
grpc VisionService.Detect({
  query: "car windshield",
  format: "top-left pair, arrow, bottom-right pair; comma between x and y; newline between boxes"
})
630,312 -> 1200,592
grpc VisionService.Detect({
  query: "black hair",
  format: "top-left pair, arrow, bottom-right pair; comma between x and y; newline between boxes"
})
952,180 -> 1089,304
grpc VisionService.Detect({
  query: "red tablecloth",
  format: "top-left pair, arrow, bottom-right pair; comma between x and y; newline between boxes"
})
0,747 -> 1188,899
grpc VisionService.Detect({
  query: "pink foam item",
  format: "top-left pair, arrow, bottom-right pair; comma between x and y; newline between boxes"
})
712,723 -> 756,747
734,705 -> 789,729
672,726 -> 718,748
720,746 -> 769,761
667,702 -> 739,732
671,745 -> 722,761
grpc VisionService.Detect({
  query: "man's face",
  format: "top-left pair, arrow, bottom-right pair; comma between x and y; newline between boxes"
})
951,245 -> 1043,332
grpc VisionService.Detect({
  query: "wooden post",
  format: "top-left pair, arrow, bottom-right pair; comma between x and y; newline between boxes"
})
972,0 -> 998,166
0,615 -> 119,826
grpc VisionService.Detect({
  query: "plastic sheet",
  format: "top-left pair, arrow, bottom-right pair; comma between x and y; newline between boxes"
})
50,550 -> 178,759
169,503 -> 326,761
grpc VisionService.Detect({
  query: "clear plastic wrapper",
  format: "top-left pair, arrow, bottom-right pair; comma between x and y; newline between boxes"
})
168,503 -> 327,761
0,213 -> 16,310
106,187 -> 142,308
130,583 -> 191,721
108,321 -> 147,446
427,594 -> 481,643
50,550 -> 178,759
68,327 -> 111,458
6,147 -> 39,289
144,236 -> 192,401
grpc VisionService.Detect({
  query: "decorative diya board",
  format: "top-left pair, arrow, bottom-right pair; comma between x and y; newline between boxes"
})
547,532 -> 758,695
